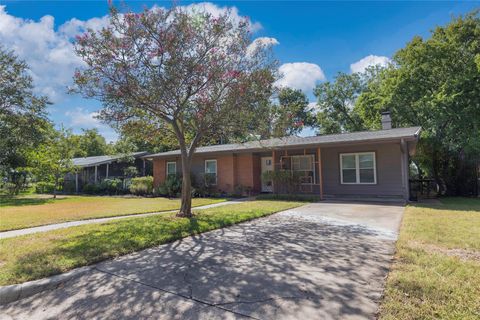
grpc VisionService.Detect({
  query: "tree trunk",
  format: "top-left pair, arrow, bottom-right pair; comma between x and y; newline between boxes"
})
53,177 -> 58,199
170,121 -> 201,218
177,154 -> 193,217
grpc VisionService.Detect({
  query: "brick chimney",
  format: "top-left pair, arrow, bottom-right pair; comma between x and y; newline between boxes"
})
381,111 -> 392,130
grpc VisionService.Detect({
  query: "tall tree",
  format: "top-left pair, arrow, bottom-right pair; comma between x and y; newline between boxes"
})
0,47 -> 51,172
72,128 -> 113,157
73,6 -> 276,216
313,67 -> 383,134
116,118 -> 180,153
356,11 -> 480,194
270,88 -> 314,137
30,127 -> 77,198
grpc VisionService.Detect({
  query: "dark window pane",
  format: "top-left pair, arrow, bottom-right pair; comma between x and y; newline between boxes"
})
205,173 -> 217,185
167,163 -> 176,175
360,169 -> 375,183
342,169 -> 356,183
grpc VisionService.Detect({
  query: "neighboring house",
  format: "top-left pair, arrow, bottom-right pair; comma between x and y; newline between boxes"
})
66,151 -> 151,193
146,113 -> 421,200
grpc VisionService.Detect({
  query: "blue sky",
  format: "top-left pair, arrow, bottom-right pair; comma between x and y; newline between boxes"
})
1,1 -> 478,141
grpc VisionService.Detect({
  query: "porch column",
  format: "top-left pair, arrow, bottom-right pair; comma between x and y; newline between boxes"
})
142,159 -> 146,176
317,147 -> 324,200
75,172 -> 79,193
94,165 -> 98,184
272,149 -> 276,193
106,163 -> 109,179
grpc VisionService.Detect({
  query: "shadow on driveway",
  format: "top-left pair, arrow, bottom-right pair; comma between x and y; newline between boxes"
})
2,203 -> 403,320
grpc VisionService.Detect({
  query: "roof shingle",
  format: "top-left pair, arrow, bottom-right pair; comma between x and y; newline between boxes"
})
147,126 -> 421,158
72,152 -> 149,167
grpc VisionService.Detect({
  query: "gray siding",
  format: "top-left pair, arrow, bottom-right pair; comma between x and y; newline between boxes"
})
321,142 -> 405,198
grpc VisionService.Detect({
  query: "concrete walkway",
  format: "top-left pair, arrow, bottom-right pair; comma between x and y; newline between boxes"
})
0,198 -> 253,239
2,202 -> 404,319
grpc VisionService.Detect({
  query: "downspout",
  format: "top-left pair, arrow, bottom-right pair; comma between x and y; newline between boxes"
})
400,139 -> 409,201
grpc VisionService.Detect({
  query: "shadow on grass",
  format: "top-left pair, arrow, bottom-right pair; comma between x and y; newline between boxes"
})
0,195 -> 70,207
412,197 -> 480,212
6,209 -> 270,284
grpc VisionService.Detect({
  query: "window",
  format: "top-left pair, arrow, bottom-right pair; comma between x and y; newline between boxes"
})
205,160 -> 217,185
291,155 -> 315,184
166,162 -> 176,177
340,152 -> 376,184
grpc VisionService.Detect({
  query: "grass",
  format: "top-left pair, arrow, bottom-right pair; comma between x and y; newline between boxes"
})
379,197 -> 480,320
0,194 -> 225,231
0,200 -> 303,286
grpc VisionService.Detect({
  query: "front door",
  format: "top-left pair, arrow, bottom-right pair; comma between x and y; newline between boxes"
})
261,156 -> 273,192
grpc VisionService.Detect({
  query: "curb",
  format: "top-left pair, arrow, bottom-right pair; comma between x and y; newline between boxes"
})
0,266 -> 93,305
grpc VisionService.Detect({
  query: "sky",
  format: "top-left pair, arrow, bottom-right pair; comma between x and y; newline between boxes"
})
1,0 -> 478,141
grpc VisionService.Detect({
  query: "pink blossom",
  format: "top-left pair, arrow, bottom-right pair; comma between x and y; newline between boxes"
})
224,70 -> 241,79
294,120 -> 304,127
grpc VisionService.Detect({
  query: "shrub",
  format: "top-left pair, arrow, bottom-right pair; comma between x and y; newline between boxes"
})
157,175 -> 182,197
82,183 -> 99,194
1,168 -> 31,195
63,180 -> 76,194
129,176 -> 154,195
82,179 -> 125,195
35,182 -> 56,194
100,178 -> 124,195
231,184 -> 253,197
261,170 -> 303,194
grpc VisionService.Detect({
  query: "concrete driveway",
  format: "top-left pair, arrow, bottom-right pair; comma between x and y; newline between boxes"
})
1,201 -> 404,320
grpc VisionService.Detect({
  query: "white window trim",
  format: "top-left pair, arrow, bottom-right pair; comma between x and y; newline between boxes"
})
204,159 -> 217,186
166,161 -> 176,176
290,155 -> 316,184
340,152 -> 377,185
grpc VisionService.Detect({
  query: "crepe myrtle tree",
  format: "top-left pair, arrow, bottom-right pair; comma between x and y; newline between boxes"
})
73,6 -> 276,216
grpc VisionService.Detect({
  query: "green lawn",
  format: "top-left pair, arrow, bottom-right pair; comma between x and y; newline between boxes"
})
379,198 -> 480,320
0,200 -> 303,286
0,195 -> 225,231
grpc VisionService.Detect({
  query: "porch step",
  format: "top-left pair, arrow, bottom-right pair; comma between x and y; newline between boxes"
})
323,194 -> 406,204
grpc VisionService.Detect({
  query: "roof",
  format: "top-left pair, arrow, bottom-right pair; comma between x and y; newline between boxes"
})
146,126 -> 421,158
72,151 -> 149,167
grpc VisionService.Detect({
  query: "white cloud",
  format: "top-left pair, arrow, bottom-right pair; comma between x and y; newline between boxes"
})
308,101 -> 318,112
64,107 -> 118,142
350,55 -> 391,73
65,107 -> 102,127
58,16 -> 109,39
179,2 -> 262,32
0,6 -> 88,102
0,3 -> 261,103
276,62 -> 326,93
246,37 -> 279,56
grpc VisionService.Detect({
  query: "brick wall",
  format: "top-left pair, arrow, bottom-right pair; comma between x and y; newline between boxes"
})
152,153 -> 262,194
235,154 -> 253,190
216,155 -> 235,193
152,158 -> 166,188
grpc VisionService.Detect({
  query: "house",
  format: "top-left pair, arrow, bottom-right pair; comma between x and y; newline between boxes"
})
66,151 -> 151,193
146,113 -> 421,200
